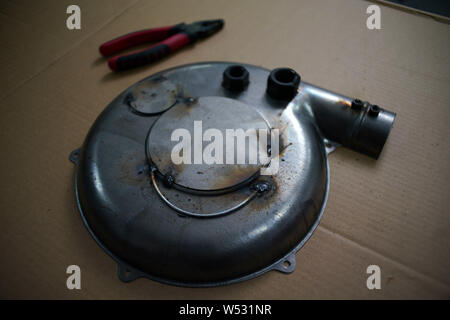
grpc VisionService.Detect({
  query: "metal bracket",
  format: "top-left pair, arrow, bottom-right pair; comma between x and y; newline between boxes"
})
117,263 -> 145,283
69,148 -> 81,165
272,253 -> 296,274
324,139 -> 340,155
151,169 -> 258,218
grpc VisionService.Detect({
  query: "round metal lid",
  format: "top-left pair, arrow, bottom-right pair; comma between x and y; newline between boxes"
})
128,75 -> 178,115
147,96 -> 270,192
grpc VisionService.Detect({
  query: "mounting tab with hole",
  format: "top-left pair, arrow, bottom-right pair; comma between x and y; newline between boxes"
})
69,148 -> 81,165
272,253 -> 296,274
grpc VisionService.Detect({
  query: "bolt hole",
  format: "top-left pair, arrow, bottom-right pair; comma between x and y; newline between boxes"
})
325,142 -> 332,148
228,65 -> 245,78
283,261 -> 291,268
274,69 -> 296,84
124,269 -> 131,277
370,104 -> 380,113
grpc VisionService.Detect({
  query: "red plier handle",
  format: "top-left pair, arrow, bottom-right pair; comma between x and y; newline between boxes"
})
99,20 -> 224,71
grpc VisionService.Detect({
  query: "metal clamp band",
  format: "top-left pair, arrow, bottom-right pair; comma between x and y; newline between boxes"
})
150,169 -> 257,218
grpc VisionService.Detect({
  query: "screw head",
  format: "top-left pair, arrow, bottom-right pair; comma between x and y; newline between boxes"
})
351,99 -> 364,110
252,181 -> 271,195
368,104 -> 381,117
163,174 -> 175,188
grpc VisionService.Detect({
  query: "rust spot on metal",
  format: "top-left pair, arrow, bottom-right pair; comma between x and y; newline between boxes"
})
118,151 -> 150,186
149,146 -> 186,177
271,125 -> 291,158
278,137 -> 292,157
208,164 -> 260,191
169,85 -> 199,120
175,84 -> 198,106
247,175 -> 278,212
338,99 -> 352,108
160,161 -> 185,178
127,75 -> 178,114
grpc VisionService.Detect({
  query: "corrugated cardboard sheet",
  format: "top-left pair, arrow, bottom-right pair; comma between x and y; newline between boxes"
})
0,0 -> 449,299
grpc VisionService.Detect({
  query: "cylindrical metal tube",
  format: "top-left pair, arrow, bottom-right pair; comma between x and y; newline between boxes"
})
300,83 -> 396,158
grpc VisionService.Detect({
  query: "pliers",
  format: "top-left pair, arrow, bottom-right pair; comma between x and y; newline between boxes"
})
99,19 -> 224,71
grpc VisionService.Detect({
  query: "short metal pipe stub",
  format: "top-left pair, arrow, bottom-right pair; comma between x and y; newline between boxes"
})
266,67 -> 301,101
222,65 -> 250,91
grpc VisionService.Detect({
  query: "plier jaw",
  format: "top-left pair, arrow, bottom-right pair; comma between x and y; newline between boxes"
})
183,19 -> 225,41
